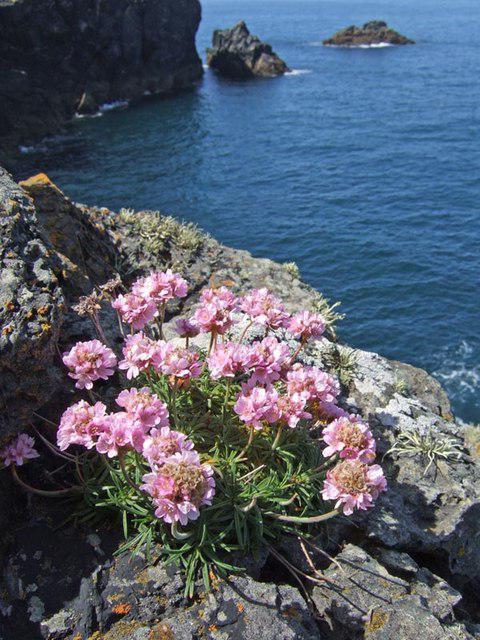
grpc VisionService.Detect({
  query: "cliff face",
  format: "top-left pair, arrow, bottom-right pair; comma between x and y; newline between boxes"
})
0,0 -> 203,166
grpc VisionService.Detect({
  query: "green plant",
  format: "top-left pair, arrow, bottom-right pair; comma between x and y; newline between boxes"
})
283,261 -> 300,279
385,427 -> 463,474
311,293 -> 344,339
323,345 -> 358,387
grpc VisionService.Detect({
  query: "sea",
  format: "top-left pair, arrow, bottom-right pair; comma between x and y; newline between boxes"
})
13,0 -> 480,423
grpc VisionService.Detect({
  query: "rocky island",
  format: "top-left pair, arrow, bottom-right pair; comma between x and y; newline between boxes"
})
323,21 -> 415,47
0,0 -> 203,168
0,168 -> 479,640
207,21 -> 289,79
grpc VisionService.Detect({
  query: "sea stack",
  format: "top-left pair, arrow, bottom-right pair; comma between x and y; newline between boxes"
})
207,21 -> 289,79
323,21 -> 415,46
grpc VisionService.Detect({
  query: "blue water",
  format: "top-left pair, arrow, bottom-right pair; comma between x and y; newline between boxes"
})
15,0 -> 480,423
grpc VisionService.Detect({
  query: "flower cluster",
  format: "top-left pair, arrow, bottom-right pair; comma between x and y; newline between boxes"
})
54,270 -> 386,537
62,340 -> 117,390
112,270 -> 187,331
0,434 -> 39,467
141,450 -> 215,525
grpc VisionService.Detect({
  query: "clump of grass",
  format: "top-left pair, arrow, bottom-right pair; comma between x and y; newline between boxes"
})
393,375 -> 408,396
385,427 -> 463,474
119,209 -> 206,257
283,261 -> 300,279
323,345 -> 358,387
311,293 -> 344,339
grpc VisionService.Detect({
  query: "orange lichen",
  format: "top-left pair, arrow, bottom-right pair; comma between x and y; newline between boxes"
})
236,602 -> 245,613
2,326 -> 13,335
19,173 -> 55,188
208,624 -> 218,632
112,602 -> 132,615
365,610 -> 389,634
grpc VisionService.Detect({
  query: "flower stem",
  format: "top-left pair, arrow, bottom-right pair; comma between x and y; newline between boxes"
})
265,508 -> 340,524
237,320 -> 253,345
290,338 -> 306,365
237,426 -> 255,461
11,465 -> 82,498
272,425 -> 283,450
118,451 -> 141,493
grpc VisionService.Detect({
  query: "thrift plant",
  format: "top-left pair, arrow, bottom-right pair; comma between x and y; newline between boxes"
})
0,272 -> 387,595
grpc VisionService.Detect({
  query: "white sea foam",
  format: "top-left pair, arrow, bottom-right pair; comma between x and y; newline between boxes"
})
431,340 -> 479,398
99,99 -> 130,112
203,64 -> 209,70
308,41 -> 323,47
285,69 -> 312,76
74,111 -> 103,120
19,145 -> 36,154
323,42 -> 394,49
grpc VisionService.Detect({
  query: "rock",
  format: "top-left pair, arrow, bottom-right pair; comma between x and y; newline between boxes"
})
323,21 -> 415,47
0,168 -> 65,443
0,0 -> 203,167
312,545 -> 473,639
207,21 -> 289,79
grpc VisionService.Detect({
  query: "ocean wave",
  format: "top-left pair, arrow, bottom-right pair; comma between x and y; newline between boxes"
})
99,99 -> 130,112
431,340 -> 479,400
285,69 -> 312,76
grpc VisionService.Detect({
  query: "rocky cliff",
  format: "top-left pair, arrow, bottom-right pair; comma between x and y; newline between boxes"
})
0,169 -> 479,639
0,0 -> 203,167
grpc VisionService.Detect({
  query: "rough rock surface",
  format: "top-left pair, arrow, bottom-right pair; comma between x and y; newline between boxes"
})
0,0 -> 203,167
207,21 -> 289,79
323,21 -> 415,47
1,169 -> 479,639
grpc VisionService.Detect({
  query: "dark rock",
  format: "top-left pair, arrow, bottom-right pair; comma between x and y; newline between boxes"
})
323,21 -> 415,47
312,545 -> 473,639
0,0 -> 203,167
207,21 -> 289,79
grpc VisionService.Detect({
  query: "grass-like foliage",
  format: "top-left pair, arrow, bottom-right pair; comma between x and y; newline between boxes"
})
1,272 -> 386,596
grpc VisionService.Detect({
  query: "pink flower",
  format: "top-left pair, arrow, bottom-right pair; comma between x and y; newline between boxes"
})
62,340 -> 117,390
242,336 -> 291,384
133,270 -> 188,304
276,392 -> 311,429
95,412 -> 142,457
288,311 -> 325,341
152,344 -> 202,380
321,460 -> 387,515
175,318 -> 200,338
116,387 -> 169,430
57,400 -> 107,450
0,434 -> 39,467
112,292 -> 157,330
207,342 -> 246,379
141,450 -> 215,525
286,364 -> 340,405
192,287 -> 238,335
200,286 -> 237,309
118,332 -> 156,379
142,426 -> 194,469
322,416 -> 376,462
234,386 -> 279,430
240,288 -> 289,329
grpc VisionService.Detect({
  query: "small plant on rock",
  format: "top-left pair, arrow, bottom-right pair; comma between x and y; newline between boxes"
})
1,275 -> 387,595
